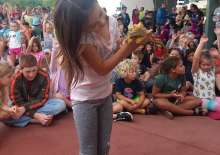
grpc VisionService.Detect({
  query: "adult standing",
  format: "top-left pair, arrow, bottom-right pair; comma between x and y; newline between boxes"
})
119,6 -> 130,34
156,3 -> 168,33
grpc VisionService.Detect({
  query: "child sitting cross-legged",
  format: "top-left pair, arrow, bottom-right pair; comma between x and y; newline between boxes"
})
152,56 -> 206,119
5,54 -> 66,127
113,59 -> 152,121
192,35 -> 220,119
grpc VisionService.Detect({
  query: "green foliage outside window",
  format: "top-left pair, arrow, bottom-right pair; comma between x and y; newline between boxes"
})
0,0 -> 55,8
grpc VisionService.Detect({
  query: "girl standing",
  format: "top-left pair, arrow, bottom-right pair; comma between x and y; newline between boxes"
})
54,0 -> 148,154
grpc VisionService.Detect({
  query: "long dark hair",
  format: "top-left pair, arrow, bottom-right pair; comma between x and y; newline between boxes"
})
32,38 -> 42,52
54,0 -> 96,87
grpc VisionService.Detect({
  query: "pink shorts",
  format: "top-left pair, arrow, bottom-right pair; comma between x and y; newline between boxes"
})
9,48 -> 22,56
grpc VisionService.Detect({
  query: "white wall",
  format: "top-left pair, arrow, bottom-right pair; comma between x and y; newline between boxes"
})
121,0 -> 154,17
98,0 -> 121,15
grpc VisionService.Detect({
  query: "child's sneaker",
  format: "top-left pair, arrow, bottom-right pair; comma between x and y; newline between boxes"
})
115,112 -> 134,122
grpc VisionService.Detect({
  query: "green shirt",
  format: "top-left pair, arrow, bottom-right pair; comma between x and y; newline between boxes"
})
139,11 -> 145,20
154,74 -> 185,93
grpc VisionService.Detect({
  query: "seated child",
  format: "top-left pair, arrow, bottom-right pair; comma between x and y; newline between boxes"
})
169,48 -> 181,59
192,35 -> 220,115
140,56 -> 161,93
50,39 -> 71,108
27,36 -> 45,63
5,54 -> 66,127
152,56 -> 204,119
131,49 -> 146,75
184,49 -> 195,87
113,59 -> 150,120
26,36 -> 48,71
169,48 -> 193,90
141,43 -> 154,69
0,20 -> 10,39
0,62 -> 18,121
210,27 -> 220,91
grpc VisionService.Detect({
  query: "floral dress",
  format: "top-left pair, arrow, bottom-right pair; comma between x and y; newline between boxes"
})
193,68 -> 215,99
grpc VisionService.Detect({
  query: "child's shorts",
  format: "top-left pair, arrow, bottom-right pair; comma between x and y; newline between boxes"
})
9,48 -> 22,56
117,96 -> 140,105
132,96 -> 140,103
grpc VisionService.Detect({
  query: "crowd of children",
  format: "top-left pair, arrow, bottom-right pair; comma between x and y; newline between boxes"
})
0,2 -> 220,155
0,4 -> 67,127
114,3 -> 220,121
0,2 -> 220,126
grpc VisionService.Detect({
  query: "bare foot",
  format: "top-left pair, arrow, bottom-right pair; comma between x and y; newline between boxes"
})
33,113 -> 53,126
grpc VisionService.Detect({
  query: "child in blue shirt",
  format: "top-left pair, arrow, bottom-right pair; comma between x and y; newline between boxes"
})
0,20 -> 10,38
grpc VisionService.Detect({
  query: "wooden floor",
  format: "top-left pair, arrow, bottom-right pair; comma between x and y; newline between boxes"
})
0,112 -> 220,155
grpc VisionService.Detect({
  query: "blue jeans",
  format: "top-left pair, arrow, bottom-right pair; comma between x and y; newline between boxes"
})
4,99 -> 66,127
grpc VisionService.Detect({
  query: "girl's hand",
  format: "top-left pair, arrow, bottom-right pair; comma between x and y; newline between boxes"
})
29,36 -> 36,45
199,35 -> 208,45
22,10 -> 27,16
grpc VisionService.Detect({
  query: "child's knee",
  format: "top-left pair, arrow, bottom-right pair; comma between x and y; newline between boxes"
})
141,98 -> 150,108
195,98 -> 202,106
154,98 -> 170,108
118,100 -> 128,106
51,99 -> 67,114
191,97 -> 202,106
113,103 -> 123,113
154,99 -> 164,106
